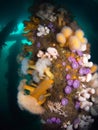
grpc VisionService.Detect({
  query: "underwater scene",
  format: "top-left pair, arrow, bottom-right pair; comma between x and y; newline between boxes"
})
0,0 -> 98,130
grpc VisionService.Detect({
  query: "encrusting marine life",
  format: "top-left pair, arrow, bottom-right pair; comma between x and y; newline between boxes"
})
17,2 -> 98,130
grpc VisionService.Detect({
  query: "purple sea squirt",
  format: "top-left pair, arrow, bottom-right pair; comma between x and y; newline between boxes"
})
64,85 -> 72,94
61,98 -> 68,106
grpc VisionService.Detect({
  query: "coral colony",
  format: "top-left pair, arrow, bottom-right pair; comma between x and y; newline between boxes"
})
17,3 -> 98,130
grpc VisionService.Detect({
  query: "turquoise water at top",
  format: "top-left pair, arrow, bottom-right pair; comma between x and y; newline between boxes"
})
0,0 -> 98,130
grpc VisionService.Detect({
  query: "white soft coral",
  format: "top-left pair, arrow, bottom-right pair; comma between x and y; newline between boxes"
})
37,25 -> 50,37
37,47 -> 59,61
73,115 -> 94,130
80,54 -> 93,67
75,88 -> 95,111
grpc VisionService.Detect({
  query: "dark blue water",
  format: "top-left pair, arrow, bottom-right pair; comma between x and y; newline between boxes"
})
0,0 -> 98,130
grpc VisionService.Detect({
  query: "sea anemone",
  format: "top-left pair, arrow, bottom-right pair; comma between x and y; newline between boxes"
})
17,91 -> 45,114
21,58 -> 29,75
21,58 -> 35,75
35,58 -> 51,77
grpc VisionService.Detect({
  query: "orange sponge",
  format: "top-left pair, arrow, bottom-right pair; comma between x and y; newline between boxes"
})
56,33 -> 66,44
80,37 -> 88,44
75,29 -> 84,40
68,36 -> 81,50
61,26 -> 73,38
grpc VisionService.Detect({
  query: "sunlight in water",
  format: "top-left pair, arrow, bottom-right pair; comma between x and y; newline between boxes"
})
5,40 -> 16,49
21,39 -> 32,45
10,22 -> 24,35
